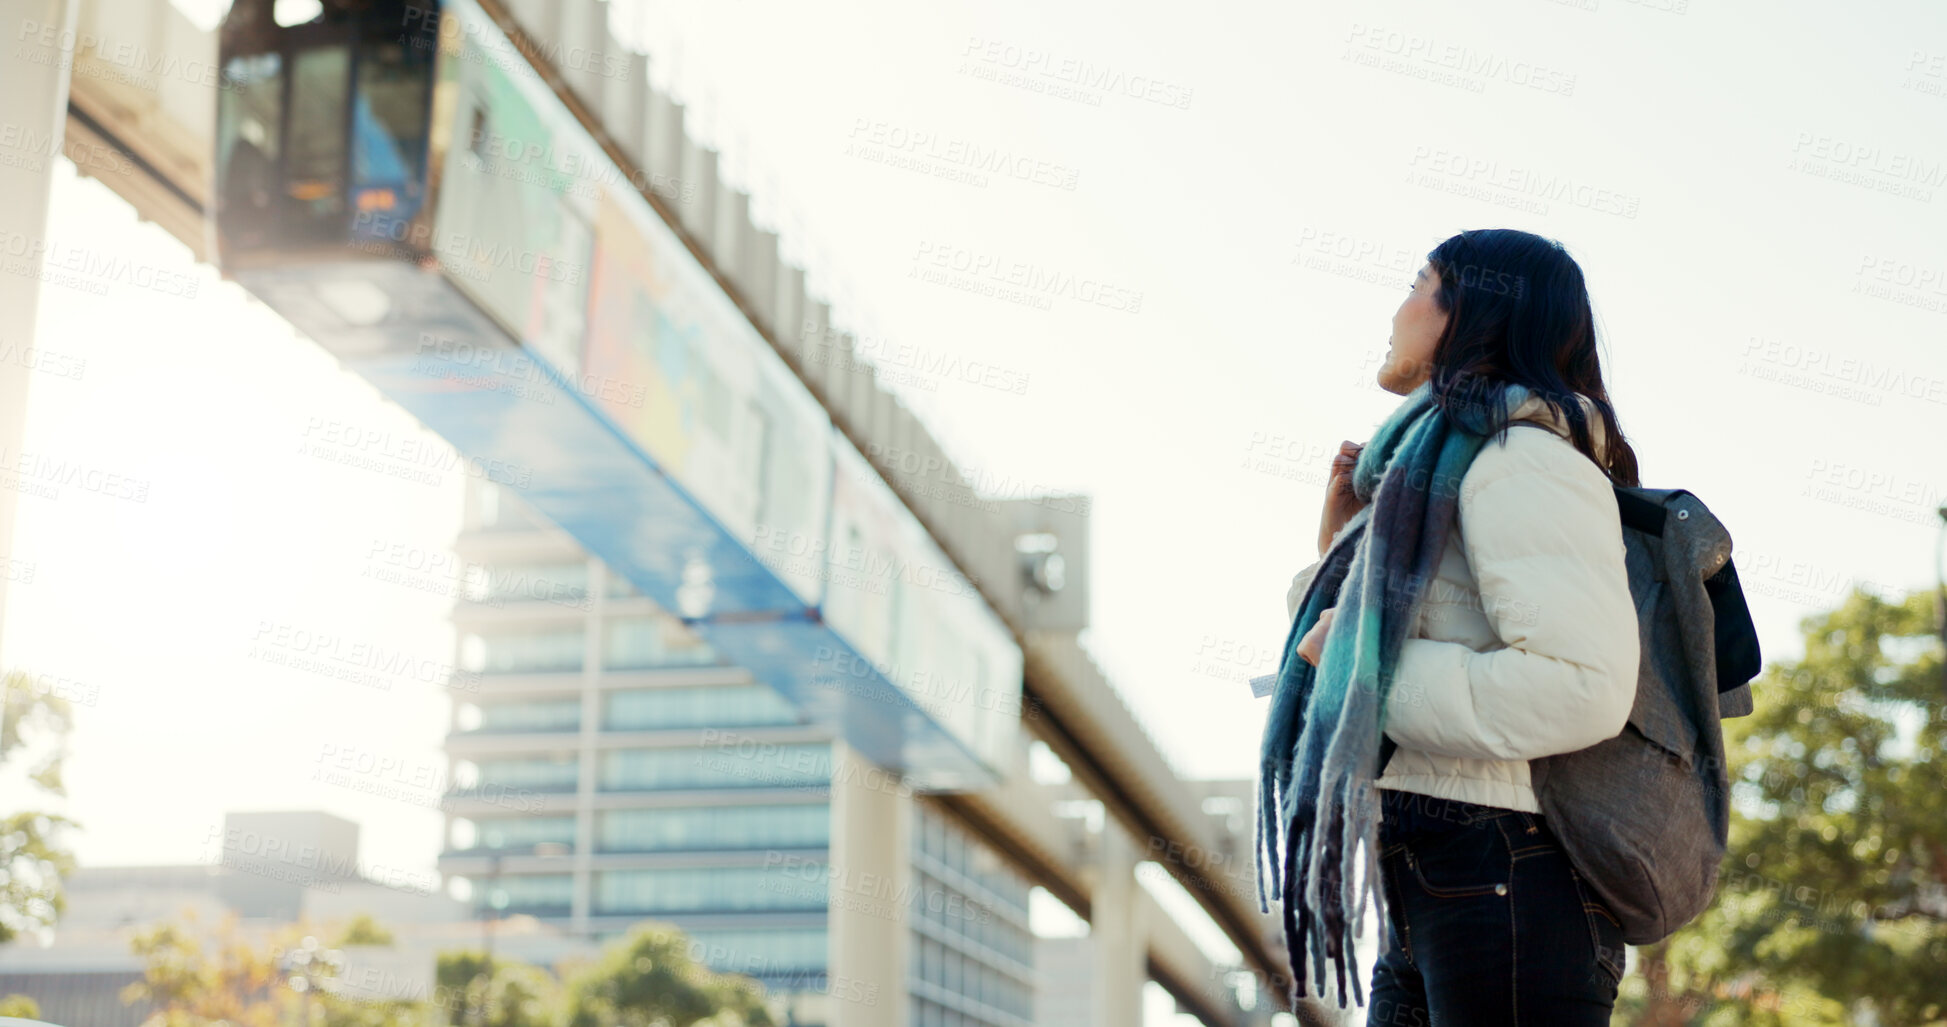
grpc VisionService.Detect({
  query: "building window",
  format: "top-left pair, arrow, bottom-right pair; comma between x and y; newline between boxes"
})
474,698 -> 581,733
599,744 -> 831,791
463,629 -> 584,674
463,561 -> 589,605
468,815 -> 576,852
603,614 -> 717,670
908,805 -> 1035,1017
594,866 -> 826,914
475,872 -> 571,915
472,756 -> 578,792
604,685 -> 799,731
597,804 -> 829,852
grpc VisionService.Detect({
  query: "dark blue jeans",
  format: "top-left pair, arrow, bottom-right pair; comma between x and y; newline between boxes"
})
1366,787 -> 1626,1026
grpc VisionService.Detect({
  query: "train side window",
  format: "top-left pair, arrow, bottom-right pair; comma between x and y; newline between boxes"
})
351,35 -> 434,223
216,52 -> 283,231
286,43 -> 350,233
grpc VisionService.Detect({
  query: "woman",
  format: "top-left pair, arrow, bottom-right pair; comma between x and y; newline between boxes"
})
1265,229 -> 1642,1024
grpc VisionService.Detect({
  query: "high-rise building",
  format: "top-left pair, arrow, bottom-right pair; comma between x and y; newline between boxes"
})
437,480 -> 1036,1027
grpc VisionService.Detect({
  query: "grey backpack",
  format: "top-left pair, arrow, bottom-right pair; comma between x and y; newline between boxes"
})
1527,486 -> 1762,945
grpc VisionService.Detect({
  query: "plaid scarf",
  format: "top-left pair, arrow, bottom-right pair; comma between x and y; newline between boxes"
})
1254,378 -> 1538,1007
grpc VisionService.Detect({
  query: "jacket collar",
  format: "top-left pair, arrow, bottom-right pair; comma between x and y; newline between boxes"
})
1508,390 -> 1609,463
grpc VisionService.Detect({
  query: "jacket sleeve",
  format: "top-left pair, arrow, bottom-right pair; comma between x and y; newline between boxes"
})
1382,428 -> 1640,762
1285,522 -> 1353,622
1285,559 -> 1324,623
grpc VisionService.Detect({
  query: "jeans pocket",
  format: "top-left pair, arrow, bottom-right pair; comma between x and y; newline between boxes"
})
1569,864 -> 1627,989
1401,823 -> 1509,899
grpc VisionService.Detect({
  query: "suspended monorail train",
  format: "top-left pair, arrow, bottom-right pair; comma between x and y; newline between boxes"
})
212,0 -> 1024,790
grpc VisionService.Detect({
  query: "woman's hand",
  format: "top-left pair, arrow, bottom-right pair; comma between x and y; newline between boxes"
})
1318,440 -> 1368,556
1296,607 -> 1336,668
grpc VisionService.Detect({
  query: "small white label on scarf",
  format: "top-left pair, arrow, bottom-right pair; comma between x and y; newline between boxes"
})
1249,672 -> 1278,698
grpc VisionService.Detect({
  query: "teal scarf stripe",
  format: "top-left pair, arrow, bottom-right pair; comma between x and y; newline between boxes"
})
1254,379 -> 1535,1008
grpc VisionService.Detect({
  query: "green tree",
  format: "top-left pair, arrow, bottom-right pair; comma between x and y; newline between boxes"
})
0,994 -> 40,1018
0,669 -> 78,943
335,913 -> 397,948
433,951 -> 560,1027
121,911 -> 285,1027
123,912 -> 428,1027
317,991 -> 428,1027
560,925 -> 773,1027
1619,589 -> 1947,1026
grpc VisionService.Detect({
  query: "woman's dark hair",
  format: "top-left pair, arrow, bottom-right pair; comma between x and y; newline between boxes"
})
1421,228 -> 1640,488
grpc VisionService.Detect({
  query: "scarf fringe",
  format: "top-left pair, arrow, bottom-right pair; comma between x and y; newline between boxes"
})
1254,379 -> 1531,1007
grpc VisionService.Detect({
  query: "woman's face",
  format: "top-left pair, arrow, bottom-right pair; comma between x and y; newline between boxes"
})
1378,261 -> 1449,394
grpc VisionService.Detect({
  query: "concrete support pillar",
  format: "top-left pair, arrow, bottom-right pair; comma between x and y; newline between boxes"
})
0,0 -> 80,668
826,741 -> 912,1027
570,559 -> 606,933
1091,823 -> 1147,1027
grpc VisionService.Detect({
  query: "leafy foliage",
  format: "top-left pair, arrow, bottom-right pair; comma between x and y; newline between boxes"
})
1618,589 -> 1947,1026
560,925 -> 774,1027
0,670 -> 78,944
336,913 -> 397,948
121,912 -> 285,1027
123,912 -> 422,1026
433,950 -> 562,1027
115,915 -> 777,1027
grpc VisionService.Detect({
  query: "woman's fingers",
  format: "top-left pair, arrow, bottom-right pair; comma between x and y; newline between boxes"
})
1297,607 -> 1336,667
1329,442 -> 1365,497
1331,441 -> 1360,476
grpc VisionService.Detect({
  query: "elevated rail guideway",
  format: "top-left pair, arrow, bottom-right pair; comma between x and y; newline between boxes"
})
21,0 -> 1342,1019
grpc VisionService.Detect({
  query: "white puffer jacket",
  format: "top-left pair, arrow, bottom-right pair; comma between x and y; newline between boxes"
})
1283,391 -> 1640,814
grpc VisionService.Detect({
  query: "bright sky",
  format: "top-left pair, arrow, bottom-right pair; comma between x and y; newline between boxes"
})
7,0 -> 1946,1018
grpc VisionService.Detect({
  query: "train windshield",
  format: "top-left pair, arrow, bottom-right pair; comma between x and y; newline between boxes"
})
216,0 -> 435,255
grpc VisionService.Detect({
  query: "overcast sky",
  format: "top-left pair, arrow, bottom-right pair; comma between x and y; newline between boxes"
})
7,0 -> 1946,1016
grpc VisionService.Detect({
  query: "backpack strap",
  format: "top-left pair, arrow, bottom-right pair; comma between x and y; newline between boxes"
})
1704,557 -> 1763,693
1613,486 -> 1668,535
1612,484 -> 1764,701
